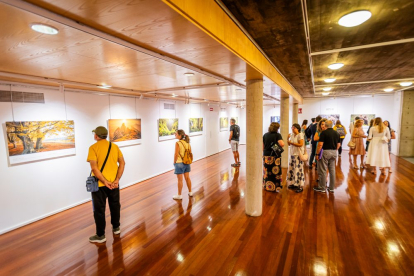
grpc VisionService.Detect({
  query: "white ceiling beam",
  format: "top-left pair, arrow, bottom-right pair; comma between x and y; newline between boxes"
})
311,38 -> 414,56
300,0 -> 316,95
146,83 -> 234,93
315,78 -> 414,87
0,0 -> 245,89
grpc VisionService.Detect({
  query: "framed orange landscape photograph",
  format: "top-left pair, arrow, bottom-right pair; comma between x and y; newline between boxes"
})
108,119 -> 142,147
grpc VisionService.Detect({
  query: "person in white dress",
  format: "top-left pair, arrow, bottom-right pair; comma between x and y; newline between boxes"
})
366,117 -> 391,175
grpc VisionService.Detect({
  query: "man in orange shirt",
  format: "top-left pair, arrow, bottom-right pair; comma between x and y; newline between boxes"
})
87,126 -> 125,243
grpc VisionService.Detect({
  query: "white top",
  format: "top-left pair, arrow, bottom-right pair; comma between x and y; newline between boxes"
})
289,132 -> 304,156
368,126 -> 391,140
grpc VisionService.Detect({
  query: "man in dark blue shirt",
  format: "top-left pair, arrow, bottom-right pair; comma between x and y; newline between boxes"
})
309,116 -> 321,168
229,118 -> 240,167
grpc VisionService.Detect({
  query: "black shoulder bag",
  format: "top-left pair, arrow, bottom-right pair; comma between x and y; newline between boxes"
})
86,142 -> 112,192
271,142 -> 284,157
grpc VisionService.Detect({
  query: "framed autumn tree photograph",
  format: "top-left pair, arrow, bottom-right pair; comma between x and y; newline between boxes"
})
6,120 -> 75,164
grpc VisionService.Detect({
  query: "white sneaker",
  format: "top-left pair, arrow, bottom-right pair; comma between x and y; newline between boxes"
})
173,195 -> 183,200
188,192 -> 193,197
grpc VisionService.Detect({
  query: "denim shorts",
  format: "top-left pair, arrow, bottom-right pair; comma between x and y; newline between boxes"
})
174,162 -> 191,174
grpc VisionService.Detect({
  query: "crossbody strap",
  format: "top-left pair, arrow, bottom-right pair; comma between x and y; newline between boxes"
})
90,142 -> 112,176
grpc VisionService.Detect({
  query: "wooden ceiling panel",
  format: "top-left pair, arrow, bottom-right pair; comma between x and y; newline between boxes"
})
221,0 -> 313,97
313,43 -> 414,85
25,0 -> 248,85
0,3 -> 225,91
307,0 -> 414,52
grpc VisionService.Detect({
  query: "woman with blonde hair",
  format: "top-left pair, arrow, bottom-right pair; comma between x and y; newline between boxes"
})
349,119 -> 367,169
333,119 -> 347,157
366,117 -> 391,175
172,129 -> 192,200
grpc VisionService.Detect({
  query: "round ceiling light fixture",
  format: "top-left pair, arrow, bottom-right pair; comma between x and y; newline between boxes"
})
328,63 -> 344,70
322,92 -> 330,96
400,82 -> 413,87
338,10 -> 372,27
323,87 -> 332,91
30,23 -> 59,35
384,88 -> 394,92
324,78 -> 336,83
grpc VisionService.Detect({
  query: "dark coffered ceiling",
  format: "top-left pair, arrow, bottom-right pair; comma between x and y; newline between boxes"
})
220,0 -> 313,97
220,0 -> 414,97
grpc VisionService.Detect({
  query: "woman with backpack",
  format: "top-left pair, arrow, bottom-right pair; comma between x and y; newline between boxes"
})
333,120 -> 347,157
173,129 -> 192,200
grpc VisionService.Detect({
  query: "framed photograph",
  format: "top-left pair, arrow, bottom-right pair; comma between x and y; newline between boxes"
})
158,118 -> 179,141
108,119 -> 141,147
220,117 -> 229,131
319,114 -> 340,125
5,120 -> 75,165
350,114 -> 375,127
189,118 -> 203,136
270,116 -> 280,123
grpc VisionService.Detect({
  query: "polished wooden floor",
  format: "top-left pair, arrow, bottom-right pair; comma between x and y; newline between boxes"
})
1,146 -> 414,275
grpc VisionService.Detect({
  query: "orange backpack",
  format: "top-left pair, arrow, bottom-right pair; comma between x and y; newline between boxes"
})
178,141 -> 193,165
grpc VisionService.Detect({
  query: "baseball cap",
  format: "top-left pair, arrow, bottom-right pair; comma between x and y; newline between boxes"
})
92,126 -> 108,136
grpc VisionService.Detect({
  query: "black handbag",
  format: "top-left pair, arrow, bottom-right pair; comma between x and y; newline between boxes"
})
271,142 -> 284,157
86,142 -> 112,192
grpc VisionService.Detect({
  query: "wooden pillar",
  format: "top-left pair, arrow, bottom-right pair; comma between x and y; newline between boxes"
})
293,103 -> 299,125
245,64 -> 263,217
280,97 -> 290,168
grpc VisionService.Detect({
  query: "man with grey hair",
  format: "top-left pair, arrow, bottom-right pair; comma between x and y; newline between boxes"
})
314,120 -> 340,193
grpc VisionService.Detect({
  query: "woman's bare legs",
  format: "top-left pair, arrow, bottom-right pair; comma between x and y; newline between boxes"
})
184,172 -> 192,194
353,155 -> 358,168
360,155 -> 365,168
176,174 -> 184,195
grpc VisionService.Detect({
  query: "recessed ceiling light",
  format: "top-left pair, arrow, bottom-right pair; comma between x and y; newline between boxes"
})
184,73 -> 194,76
338,10 -> 372,27
322,92 -> 330,96
400,82 -> 413,87
323,87 -> 332,91
30,23 -> 59,35
324,78 -> 336,83
328,63 -> 344,70
97,84 -> 111,89
172,94 -> 177,97
384,88 -> 394,92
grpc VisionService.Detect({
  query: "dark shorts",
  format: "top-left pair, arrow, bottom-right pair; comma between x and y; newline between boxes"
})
174,162 -> 191,174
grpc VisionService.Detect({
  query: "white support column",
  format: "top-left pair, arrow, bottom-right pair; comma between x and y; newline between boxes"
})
293,103 -> 299,125
245,64 -> 263,217
280,97 -> 290,168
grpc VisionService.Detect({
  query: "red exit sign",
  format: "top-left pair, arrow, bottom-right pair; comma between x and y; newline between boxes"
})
298,108 -> 302,114
210,107 -> 213,111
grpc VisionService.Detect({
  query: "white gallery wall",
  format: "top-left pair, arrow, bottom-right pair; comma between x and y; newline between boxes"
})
298,94 -> 400,155
261,94 -> 401,155
0,83 -> 242,234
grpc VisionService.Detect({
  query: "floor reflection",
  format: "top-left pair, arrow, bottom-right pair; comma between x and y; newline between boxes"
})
229,167 -> 240,209
175,199 -> 194,243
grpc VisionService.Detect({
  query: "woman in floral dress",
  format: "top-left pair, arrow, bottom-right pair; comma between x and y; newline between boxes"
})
287,123 -> 305,193
263,122 -> 284,192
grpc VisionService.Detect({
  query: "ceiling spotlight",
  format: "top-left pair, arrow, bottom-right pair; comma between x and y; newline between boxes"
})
400,82 -> 413,87
324,78 -> 336,83
322,92 -> 330,96
30,23 -> 59,35
184,72 -> 194,76
97,84 -> 111,89
172,94 -> 177,97
384,88 -> 394,92
338,10 -> 372,27
328,63 -> 344,70
323,87 -> 332,91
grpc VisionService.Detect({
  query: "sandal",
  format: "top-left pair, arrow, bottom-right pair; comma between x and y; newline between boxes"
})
360,164 -> 365,169
353,166 -> 358,169
380,168 -> 386,175
371,170 -> 377,175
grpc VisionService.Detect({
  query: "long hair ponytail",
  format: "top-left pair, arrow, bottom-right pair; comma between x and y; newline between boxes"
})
374,117 -> 384,133
177,129 -> 190,143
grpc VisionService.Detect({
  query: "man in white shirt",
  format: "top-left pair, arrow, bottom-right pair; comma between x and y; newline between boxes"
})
349,116 -> 360,135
